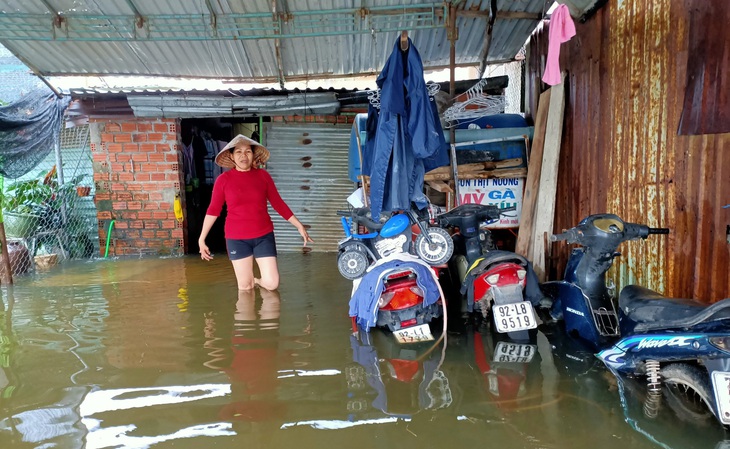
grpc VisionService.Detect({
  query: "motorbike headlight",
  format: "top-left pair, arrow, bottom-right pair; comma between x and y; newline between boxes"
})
709,336 -> 730,353
485,274 -> 500,285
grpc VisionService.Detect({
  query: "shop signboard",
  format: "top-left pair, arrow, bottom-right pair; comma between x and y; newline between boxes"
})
457,177 -> 523,228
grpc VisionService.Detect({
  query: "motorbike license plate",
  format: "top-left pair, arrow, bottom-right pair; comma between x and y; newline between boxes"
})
492,301 -> 537,333
711,371 -> 730,424
494,342 -> 536,363
393,323 -> 434,344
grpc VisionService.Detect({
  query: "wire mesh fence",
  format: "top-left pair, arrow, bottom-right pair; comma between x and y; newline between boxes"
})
1,124 -> 98,277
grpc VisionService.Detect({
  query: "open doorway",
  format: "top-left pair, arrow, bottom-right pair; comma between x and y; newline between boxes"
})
179,117 -> 264,255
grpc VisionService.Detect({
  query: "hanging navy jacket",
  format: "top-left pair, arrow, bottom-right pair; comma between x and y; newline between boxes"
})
365,37 -> 449,217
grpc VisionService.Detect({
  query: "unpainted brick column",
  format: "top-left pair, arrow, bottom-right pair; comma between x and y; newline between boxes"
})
90,118 -> 185,256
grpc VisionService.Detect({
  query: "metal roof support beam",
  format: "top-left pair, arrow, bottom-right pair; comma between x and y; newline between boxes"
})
38,0 -> 64,29
204,0 -> 217,34
455,10 -> 541,20
123,0 -> 145,29
447,1 -> 458,209
273,0 -> 286,89
477,0 -> 497,77
0,4 -> 447,41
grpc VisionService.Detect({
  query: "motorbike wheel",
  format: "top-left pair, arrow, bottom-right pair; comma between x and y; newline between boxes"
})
660,363 -> 716,423
415,227 -> 454,266
337,246 -> 369,280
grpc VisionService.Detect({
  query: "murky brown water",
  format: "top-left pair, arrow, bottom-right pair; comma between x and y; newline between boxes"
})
0,253 -> 727,448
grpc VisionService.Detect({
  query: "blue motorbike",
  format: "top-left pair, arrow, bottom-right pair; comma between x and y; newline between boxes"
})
542,213 -> 730,427
336,207 -> 453,280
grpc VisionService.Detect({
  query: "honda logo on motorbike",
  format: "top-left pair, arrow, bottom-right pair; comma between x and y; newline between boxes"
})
637,336 -> 693,350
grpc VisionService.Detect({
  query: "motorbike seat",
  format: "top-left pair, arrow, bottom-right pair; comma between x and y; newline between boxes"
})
620,285 -> 730,332
469,250 -> 528,274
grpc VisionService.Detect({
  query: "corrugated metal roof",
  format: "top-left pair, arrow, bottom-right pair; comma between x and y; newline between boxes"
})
0,0 -> 549,84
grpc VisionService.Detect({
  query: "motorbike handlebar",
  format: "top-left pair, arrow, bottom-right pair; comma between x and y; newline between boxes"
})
550,231 -> 574,242
337,208 -> 384,231
480,205 -> 517,220
648,227 -> 670,235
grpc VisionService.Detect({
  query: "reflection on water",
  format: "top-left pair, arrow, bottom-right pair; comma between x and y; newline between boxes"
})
0,254 -> 727,448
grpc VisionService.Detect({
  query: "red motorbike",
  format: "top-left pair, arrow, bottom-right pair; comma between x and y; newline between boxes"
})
435,204 -> 539,341
338,207 -> 453,342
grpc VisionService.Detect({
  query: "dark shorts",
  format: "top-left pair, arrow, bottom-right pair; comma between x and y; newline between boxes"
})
226,232 -> 277,260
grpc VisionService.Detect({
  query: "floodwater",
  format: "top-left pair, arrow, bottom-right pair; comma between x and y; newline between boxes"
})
0,253 -> 728,449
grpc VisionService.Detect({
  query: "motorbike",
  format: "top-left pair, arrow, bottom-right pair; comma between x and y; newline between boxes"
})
345,328 -> 452,419
337,207 -> 453,279
435,203 -> 539,341
543,213 -> 730,427
337,206 -> 454,341
470,326 -> 541,410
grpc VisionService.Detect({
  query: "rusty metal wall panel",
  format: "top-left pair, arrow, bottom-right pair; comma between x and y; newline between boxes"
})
525,0 -> 730,302
678,0 -> 730,135
263,123 -> 354,253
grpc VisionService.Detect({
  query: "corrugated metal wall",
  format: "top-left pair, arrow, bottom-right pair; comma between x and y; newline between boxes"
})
263,123 -> 354,252
528,0 -> 730,302
525,0 -> 730,302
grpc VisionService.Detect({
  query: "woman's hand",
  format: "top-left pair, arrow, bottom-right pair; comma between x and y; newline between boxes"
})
297,226 -> 314,247
288,215 -> 314,247
199,240 -> 213,260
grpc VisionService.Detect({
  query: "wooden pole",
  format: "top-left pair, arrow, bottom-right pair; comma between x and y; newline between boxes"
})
0,223 -> 12,285
448,3 -> 458,209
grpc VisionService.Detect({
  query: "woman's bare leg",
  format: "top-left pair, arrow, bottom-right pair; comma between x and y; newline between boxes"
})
235,289 -> 256,321
254,256 -> 280,291
231,256 -> 255,290
258,289 -> 281,329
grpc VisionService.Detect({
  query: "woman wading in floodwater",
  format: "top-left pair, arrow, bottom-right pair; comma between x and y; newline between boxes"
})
198,134 -> 313,290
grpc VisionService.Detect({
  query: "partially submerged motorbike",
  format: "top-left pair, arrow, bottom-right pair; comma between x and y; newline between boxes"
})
435,203 -> 539,341
543,213 -> 730,427
345,328 -> 451,419
470,327 -> 540,410
338,206 -> 454,341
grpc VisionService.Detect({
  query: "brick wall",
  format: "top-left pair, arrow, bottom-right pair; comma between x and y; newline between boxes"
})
90,118 -> 186,257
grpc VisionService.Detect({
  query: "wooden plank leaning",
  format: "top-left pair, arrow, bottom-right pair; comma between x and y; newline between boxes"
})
515,89 -> 552,260
531,73 -> 567,282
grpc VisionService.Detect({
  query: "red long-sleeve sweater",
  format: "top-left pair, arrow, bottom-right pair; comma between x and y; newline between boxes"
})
206,168 -> 293,239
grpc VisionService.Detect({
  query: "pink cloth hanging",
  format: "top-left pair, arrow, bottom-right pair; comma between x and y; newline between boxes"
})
542,4 -> 576,86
